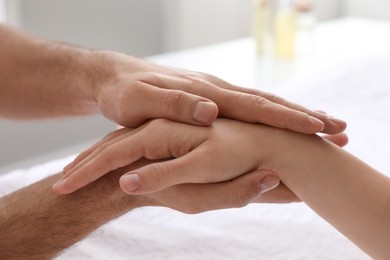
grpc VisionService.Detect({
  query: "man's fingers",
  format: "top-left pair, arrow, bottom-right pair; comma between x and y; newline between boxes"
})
218,91 -> 325,134
173,72 -> 346,134
203,74 -> 347,134
225,84 -> 347,134
159,77 -> 324,134
156,87 -> 218,125
117,82 -> 218,127
323,133 -> 349,147
129,73 -> 345,134
150,170 -> 280,214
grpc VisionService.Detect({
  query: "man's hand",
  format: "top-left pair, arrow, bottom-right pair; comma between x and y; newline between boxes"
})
0,24 -> 345,133
53,118 -> 348,196
88,51 -> 346,134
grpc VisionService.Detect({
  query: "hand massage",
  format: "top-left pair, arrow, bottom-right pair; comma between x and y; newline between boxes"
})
1,12 -> 390,260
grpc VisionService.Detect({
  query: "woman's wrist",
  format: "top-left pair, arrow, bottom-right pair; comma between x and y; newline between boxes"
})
267,129 -> 390,258
269,131 -> 338,190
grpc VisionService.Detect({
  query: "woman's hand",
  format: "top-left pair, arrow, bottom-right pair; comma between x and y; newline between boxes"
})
89,51 -> 346,134
53,118 -> 347,197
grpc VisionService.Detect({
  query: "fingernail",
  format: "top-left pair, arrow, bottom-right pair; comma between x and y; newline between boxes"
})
121,174 -> 141,192
193,101 -> 218,124
259,176 -> 280,194
309,116 -> 325,131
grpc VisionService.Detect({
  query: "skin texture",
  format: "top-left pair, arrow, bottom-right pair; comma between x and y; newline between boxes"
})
56,119 -> 389,259
0,22 -> 351,259
0,159 -> 291,260
0,23 -> 346,133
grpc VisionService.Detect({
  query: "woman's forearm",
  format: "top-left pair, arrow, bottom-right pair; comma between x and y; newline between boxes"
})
0,24 -> 99,119
275,132 -> 390,259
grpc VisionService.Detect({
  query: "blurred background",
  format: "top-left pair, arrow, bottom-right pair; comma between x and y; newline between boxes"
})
1,0 -> 390,173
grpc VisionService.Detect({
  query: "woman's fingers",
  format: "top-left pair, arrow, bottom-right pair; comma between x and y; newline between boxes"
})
53,119 -> 208,194
60,128 -> 136,182
323,133 -> 349,147
62,127 -> 131,173
53,133 -> 146,194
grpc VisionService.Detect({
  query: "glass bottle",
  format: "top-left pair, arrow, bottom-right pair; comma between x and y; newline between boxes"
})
274,0 -> 297,58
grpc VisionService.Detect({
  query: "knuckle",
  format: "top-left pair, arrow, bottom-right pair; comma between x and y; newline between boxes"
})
94,144 -> 109,155
194,71 -> 212,81
149,162 -> 171,182
183,72 -> 214,90
147,118 -> 171,129
190,77 -> 212,90
144,145 -> 166,160
247,95 -> 270,122
142,119 -> 177,159
116,88 -> 135,112
248,95 -> 268,109
182,72 -> 218,95
160,90 -> 187,115
271,94 -> 286,105
142,72 -> 162,84
183,70 -> 206,79
97,149 -> 117,169
115,89 -> 140,125
262,91 -> 286,104
145,118 -> 172,136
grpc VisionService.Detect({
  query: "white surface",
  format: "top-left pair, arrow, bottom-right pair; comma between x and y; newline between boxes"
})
0,0 -> 6,22
150,18 -> 390,89
344,0 -> 390,20
161,0 -> 251,52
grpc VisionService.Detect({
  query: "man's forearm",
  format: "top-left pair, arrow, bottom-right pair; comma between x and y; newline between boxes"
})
0,166 -> 142,259
0,24 -> 100,119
